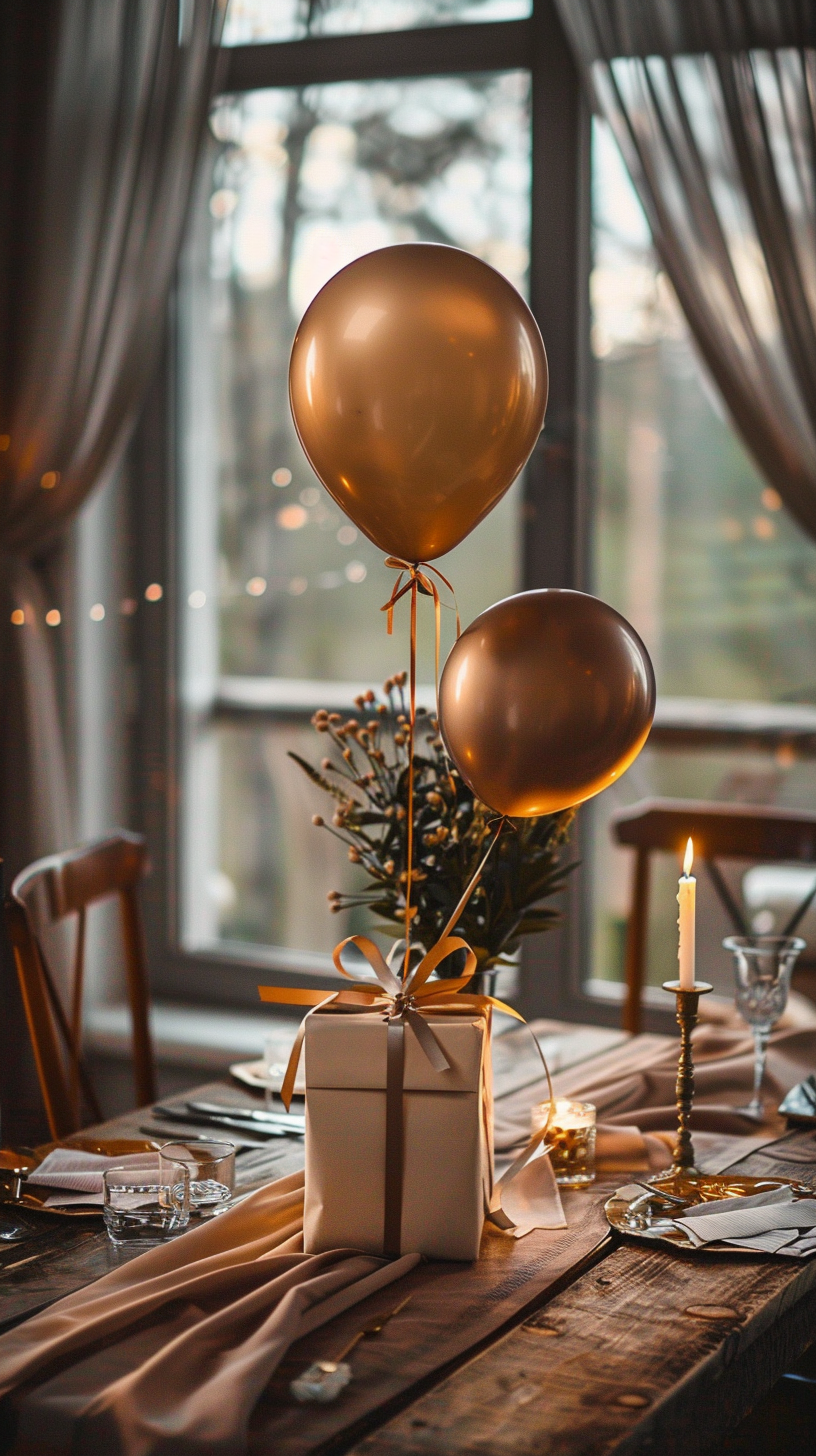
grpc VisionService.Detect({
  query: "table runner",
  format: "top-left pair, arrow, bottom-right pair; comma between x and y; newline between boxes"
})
0,1172 -> 612,1456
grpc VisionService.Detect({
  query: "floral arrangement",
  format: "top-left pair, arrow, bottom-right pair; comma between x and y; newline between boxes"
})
290,672 -> 575,976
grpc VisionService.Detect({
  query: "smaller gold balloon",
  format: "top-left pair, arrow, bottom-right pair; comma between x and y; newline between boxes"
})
438,590 -> 655,817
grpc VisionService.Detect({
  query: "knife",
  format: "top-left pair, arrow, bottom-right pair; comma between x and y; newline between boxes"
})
186,1101 -> 305,1133
139,1126 -> 259,1153
150,1106 -> 293,1139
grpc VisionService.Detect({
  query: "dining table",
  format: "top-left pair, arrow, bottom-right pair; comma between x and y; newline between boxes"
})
1,1018 -> 816,1455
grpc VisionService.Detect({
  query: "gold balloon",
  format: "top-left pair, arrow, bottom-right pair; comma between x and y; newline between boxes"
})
438,590 -> 655,817
289,244 -> 547,562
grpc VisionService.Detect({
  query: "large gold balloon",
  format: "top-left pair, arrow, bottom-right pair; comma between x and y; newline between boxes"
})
438,590 -> 655,817
289,244 -> 547,562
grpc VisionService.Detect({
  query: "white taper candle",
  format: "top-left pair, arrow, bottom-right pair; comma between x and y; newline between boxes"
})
677,837 -> 696,990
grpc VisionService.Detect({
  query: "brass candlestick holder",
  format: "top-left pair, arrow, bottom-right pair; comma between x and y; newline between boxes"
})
661,979 -> 712,1181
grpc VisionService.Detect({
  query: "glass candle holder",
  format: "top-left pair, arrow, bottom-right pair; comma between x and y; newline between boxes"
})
532,1098 -> 596,1186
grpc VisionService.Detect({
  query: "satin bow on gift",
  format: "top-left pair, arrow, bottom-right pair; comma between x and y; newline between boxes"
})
260,924 -> 556,1253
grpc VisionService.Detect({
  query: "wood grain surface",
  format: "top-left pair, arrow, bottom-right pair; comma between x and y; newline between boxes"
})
3,1088 -> 816,1456
348,1134 -> 816,1456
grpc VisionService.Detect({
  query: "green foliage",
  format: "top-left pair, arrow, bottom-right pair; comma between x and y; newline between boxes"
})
290,673 -> 575,973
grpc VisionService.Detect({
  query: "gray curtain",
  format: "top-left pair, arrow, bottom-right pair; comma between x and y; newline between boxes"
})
0,0 -> 225,872
555,0 -> 816,540
0,0 -> 225,1139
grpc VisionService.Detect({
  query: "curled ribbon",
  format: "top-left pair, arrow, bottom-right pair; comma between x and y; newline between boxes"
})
259,931 -> 555,1255
380,557 -> 460,979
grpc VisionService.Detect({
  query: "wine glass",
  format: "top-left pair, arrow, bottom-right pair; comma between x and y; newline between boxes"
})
724,935 -> 805,1118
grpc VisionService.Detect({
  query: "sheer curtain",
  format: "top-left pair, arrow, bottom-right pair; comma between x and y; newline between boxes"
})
0,0 -> 224,873
0,0 -> 224,1139
555,1 -> 816,540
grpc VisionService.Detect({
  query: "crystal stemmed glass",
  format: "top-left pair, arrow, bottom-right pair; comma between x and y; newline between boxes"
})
724,935 -> 805,1118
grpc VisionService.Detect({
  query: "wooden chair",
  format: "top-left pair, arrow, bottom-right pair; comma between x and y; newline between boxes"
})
4,831 -> 157,1139
613,798 -> 816,1036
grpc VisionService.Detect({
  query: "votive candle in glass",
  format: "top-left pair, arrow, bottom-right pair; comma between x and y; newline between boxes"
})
531,1097 -> 596,1186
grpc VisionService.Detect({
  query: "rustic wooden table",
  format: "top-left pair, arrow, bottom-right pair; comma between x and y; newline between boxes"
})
2,1076 -> 816,1455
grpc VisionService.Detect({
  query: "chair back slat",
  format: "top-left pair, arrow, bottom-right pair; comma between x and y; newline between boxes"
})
5,831 -> 156,1137
5,898 -> 74,1140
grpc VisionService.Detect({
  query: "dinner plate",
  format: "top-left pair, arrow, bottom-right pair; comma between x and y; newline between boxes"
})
605,1174 -> 813,1253
11,1137 -> 159,1219
230,1058 -> 305,1097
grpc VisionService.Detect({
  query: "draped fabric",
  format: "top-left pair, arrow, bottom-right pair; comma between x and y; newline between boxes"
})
0,0 -> 225,1139
554,0 -> 816,541
0,0 -> 224,871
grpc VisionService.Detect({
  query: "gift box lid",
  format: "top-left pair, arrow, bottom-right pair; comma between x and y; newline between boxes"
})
305,1011 -> 486,1093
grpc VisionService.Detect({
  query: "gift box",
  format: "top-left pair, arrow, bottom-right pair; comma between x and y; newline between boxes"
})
303,1008 -> 492,1261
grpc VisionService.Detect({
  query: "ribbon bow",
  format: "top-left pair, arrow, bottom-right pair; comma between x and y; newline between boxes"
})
381,557 -> 460,702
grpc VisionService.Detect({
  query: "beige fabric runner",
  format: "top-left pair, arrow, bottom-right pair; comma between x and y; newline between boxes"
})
0,1172 -> 419,1454
495,993 -> 816,1174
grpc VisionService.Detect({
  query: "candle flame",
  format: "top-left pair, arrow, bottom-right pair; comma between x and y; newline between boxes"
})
683,837 -> 694,877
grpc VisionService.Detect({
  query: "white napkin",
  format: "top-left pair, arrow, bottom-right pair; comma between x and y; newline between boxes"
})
675,1187 -> 816,1248
616,1182 -> 816,1257
493,1146 -> 566,1238
26,1150 -> 159,1207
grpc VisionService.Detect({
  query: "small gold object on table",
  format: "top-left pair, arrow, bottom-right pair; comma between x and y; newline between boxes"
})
532,1098 -> 596,1187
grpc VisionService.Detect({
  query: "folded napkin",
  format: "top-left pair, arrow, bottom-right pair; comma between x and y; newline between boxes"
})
26,1149 -> 159,1207
676,1185 -> 816,1252
615,1182 -> 816,1257
0,1170 -> 419,1455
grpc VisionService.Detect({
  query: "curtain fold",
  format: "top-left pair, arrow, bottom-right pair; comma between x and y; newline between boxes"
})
0,0 -> 224,870
555,0 -> 816,541
0,0 -> 224,1141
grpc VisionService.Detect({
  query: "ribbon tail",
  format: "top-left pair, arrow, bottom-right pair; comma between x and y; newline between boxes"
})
404,1006 -> 451,1073
485,1019 -> 558,1233
384,1014 -> 406,1257
278,993 -> 339,1110
439,818 -> 506,942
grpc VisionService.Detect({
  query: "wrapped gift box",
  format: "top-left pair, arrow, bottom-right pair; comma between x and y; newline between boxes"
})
303,1009 -> 492,1261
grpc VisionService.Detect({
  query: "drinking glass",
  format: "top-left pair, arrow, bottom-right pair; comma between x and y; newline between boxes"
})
103,1157 -> 190,1244
724,935 -> 805,1117
159,1140 -> 235,1216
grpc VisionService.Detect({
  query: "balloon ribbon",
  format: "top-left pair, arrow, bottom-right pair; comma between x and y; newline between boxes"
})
380,557 -> 460,981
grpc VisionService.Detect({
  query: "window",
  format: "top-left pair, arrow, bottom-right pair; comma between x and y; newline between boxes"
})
146,1 -> 816,1025
587,117 -> 816,1006
178,68 -> 529,965
149,0 -> 584,1010
222,0 -> 531,46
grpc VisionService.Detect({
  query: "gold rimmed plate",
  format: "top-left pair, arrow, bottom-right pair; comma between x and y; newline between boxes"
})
605,1174 -> 813,1254
8,1137 -> 159,1219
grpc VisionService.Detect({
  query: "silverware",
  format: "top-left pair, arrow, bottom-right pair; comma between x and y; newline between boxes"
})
139,1126 -> 259,1153
290,1296 -> 413,1404
186,1100 -> 305,1132
632,1180 -> 686,1206
150,1106 -> 295,1139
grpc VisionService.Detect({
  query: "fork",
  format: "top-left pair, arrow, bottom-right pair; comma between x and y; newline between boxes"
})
290,1296 -> 413,1403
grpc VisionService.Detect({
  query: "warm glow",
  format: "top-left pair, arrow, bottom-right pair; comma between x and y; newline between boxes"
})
683,837 -> 694,877
45,609 -> 61,627
145,583 -> 163,602
40,470 -> 59,490
10,609 -> 24,626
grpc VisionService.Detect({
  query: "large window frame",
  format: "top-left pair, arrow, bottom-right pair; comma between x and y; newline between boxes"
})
131,0 -> 602,1021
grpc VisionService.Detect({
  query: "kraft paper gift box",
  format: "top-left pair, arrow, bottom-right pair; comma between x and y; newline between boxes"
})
303,1009 -> 493,1261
